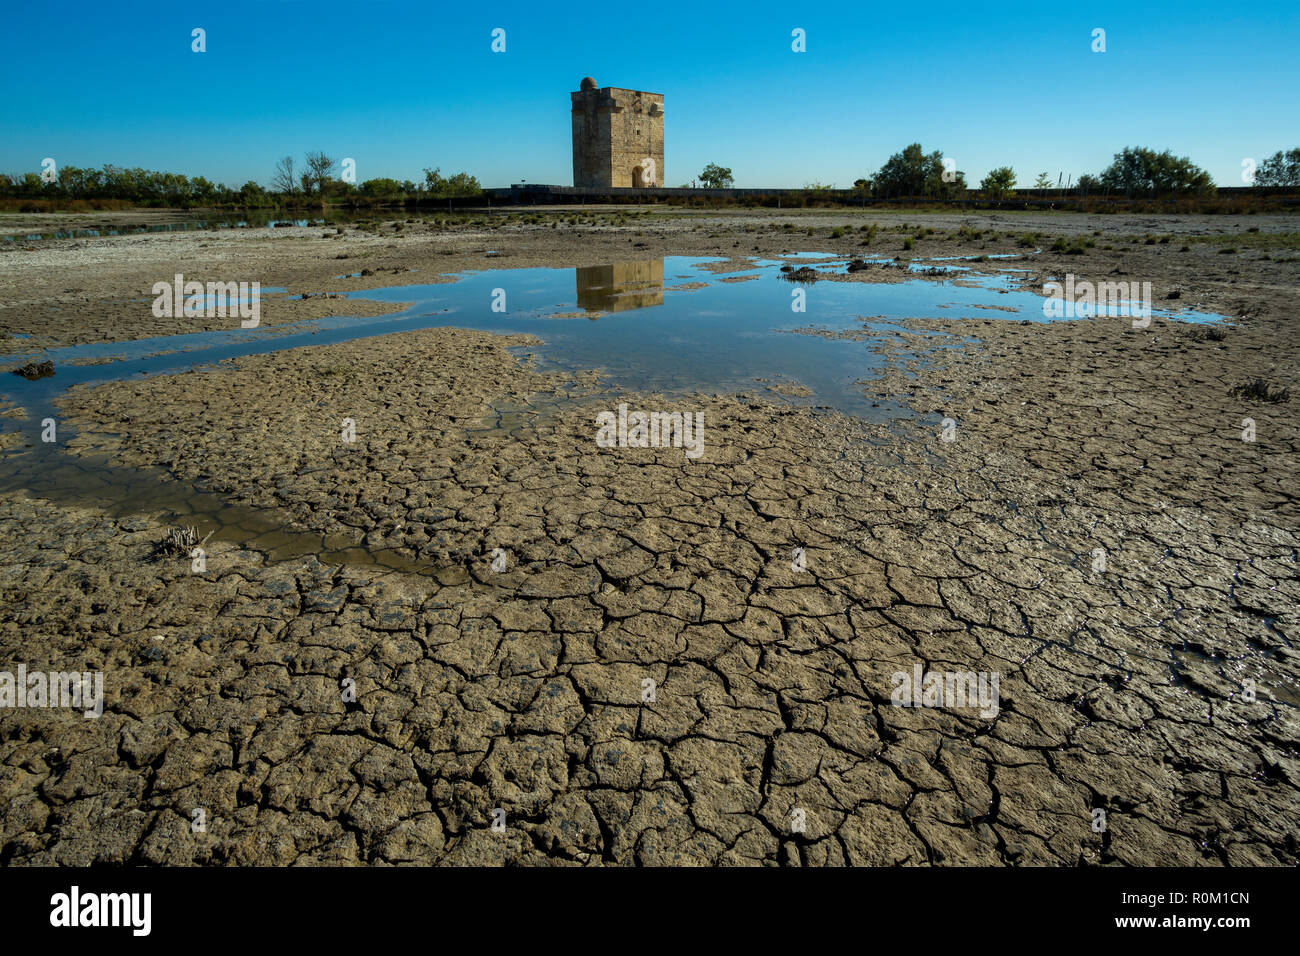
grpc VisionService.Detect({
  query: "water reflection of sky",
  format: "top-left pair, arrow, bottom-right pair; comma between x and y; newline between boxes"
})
2,256 -> 1224,425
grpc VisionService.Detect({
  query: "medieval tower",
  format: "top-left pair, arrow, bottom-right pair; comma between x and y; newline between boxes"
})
571,77 -> 664,188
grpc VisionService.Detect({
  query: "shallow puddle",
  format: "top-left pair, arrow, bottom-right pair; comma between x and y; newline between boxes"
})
1,255 -> 1225,419
0,254 -> 1226,575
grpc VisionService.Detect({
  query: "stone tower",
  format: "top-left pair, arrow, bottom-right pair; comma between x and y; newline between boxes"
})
571,77 -> 664,188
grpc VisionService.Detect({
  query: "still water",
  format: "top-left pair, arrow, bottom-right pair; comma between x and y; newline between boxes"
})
0,254 -> 1225,571
1,254 -> 1225,420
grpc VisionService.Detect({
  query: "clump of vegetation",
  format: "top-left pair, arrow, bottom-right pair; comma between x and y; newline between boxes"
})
831,227 -> 846,239
979,166 -> 1016,199
1191,325 -> 1226,342
12,360 -> 54,380
872,143 -> 966,198
1093,146 -> 1216,197
903,237 -> 914,250
698,163 -> 734,188
153,525 -> 213,559
420,167 -> 482,198
1218,247 -> 1238,254
1252,148 -> 1300,187
1229,378 -> 1289,402
1051,237 -> 1088,255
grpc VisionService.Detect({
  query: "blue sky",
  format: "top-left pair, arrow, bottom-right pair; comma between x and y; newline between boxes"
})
3,0 -> 1297,189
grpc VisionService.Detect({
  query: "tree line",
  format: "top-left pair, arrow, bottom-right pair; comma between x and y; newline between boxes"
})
0,152 -> 483,207
0,164 -> 253,206
4,146 -> 1297,206
268,153 -> 481,201
695,146 -> 1299,198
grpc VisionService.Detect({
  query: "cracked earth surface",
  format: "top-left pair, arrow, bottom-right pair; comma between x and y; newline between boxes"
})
0,214 -> 1297,865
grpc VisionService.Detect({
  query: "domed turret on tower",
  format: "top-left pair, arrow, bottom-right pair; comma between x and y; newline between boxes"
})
580,76 -> 597,91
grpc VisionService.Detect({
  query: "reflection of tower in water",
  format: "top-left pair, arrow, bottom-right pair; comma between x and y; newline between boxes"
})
575,259 -> 665,315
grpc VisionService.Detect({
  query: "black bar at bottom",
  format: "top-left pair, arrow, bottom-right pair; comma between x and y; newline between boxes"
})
0,865 -> 1282,943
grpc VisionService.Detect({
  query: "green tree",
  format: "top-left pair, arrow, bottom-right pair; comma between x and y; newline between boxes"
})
1033,172 -> 1053,189
980,167 -> 1016,198
444,172 -> 480,196
1254,148 -> 1300,187
239,181 -> 270,206
360,177 -> 403,197
1097,147 -> 1215,197
186,175 -> 218,206
873,143 -> 965,198
423,167 -> 481,197
699,163 -> 734,188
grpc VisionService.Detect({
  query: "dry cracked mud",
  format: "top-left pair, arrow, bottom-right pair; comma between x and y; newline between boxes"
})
0,210 -> 1297,866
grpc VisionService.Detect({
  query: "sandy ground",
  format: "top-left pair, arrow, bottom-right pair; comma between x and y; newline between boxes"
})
0,208 -> 1296,865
